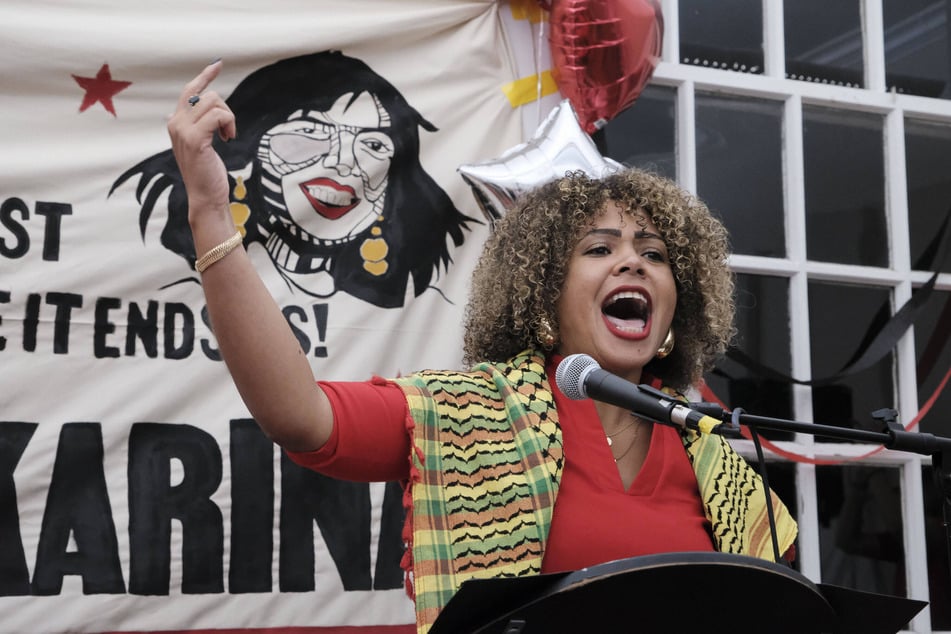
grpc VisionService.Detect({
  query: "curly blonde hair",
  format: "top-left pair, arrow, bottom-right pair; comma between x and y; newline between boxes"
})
462,167 -> 735,390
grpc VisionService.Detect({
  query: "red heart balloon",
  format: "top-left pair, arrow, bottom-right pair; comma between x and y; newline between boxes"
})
549,0 -> 664,134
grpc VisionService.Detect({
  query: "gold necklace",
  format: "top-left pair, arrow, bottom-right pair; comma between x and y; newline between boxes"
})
604,418 -> 638,446
611,418 -> 642,463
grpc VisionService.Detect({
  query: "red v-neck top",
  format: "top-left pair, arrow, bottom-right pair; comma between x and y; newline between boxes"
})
286,358 -> 714,573
541,356 -> 714,572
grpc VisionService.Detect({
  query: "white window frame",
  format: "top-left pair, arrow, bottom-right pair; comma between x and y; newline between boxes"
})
660,1 -> 951,632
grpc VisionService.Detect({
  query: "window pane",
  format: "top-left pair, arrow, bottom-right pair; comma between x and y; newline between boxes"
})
705,274 -> 794,440
916,290 -> 951,440
884,0 -> 951,99
922,465 -> 951,629
785,0 -> 864,88
598,85 -> 676,180
808,282 -> 895,438
817,465 -> 905,598
915,293 -> 950,629
803,107 -> 887,267
679,0 -> 763,74
904,118 -> 951,274
696,93 -> 785,258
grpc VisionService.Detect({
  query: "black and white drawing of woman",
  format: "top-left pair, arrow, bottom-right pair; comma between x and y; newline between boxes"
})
113,50 -> 475,309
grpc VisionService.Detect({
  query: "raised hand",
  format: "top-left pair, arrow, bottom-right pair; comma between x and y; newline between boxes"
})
167,60 -> 237,225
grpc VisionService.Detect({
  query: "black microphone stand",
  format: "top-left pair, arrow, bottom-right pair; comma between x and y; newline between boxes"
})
683,398 -> 951,597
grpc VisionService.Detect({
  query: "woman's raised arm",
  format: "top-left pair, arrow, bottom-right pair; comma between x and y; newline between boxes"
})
167,61 -> 334,452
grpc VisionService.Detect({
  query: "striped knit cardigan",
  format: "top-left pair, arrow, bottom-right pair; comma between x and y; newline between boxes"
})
394,349 -> 797,634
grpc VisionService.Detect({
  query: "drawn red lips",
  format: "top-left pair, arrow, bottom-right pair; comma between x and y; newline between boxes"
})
299,177 -> 359,219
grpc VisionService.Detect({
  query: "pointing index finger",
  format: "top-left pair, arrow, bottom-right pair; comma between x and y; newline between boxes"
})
179,59 -> 223,108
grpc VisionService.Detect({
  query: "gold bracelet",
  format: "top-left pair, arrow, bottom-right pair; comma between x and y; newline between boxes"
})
195,231 -> 243,273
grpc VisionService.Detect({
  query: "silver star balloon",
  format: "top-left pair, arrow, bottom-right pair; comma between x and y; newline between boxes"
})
458,99 -> 622,222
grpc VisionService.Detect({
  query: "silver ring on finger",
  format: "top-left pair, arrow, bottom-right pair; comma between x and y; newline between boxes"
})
188,94 -> 201,107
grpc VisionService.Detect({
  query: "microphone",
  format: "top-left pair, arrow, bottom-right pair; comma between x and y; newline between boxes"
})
554,353 -> 724,434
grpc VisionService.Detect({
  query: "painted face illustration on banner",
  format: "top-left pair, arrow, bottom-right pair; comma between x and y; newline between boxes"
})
112,51 -> 475,309
258,92 -> 396,296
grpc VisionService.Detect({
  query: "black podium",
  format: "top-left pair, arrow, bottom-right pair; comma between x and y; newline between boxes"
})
428,552 -> 927,634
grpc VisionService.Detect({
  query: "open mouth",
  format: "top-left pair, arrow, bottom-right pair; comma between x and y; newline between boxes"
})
300,177 -> 359,219
602,290 -> 650,333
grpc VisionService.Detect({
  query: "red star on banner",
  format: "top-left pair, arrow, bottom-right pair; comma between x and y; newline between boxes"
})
72,63 -> 132,116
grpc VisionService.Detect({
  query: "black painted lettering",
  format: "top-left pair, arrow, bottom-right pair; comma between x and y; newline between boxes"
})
126,300 -> 159,357
23,293 -> 40,352
0,198 -> 29,259
45,292 -> 82,354
128,423 -> 223,595
199,305 -> 221,361
279,455 -> 372,591
34,202 -> 72,262
283,305 -> 311,356
93,297 -> 121,359
312,303 -> 328,358
0,290 -> 10,351
163,302 -> 194,360
228,420 -> 274,593
0,422 -> 38,596
31,423 -> 125,595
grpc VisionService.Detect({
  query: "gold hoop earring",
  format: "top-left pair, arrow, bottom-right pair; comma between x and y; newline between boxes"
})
537,317 -> 557,349
656,328 -> 675,359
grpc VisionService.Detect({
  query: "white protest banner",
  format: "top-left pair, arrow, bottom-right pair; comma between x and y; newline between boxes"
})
0,1 -> 556,631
